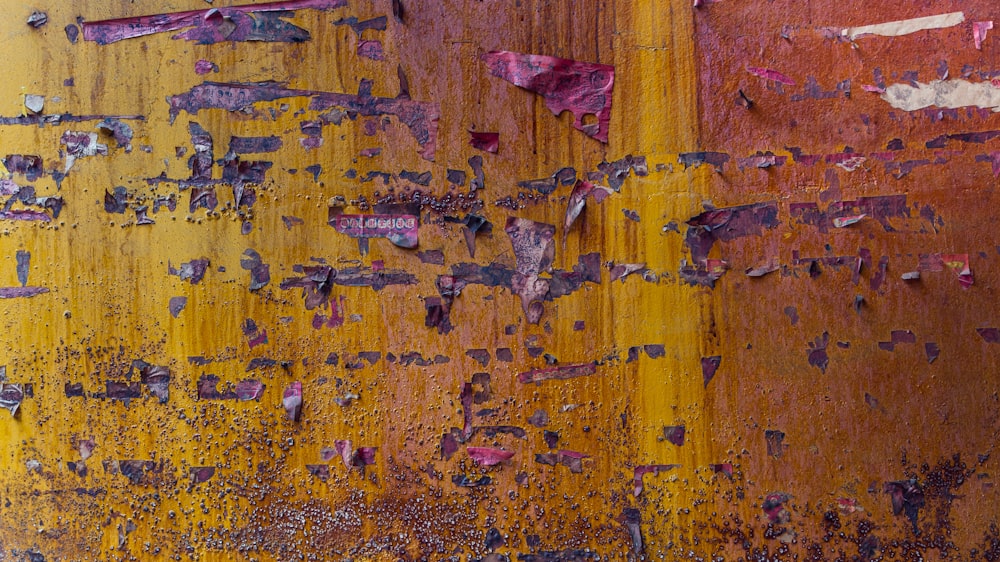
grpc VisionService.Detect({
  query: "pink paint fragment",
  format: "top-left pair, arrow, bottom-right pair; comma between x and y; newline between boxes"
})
482,51 -> 614,142
975,21 -> 993,50
517,363 -> 597,383
194,59 -> 216,75
710,463 -> 733,478
235,379 -> 264,401
746,66 -> 795,85
333,440 -> 377,468
81,0 -> 346,44
862,84 -> 886,93
357,39 -> 384,60
312,295 -> 345,329
633,464 -> 679,496
334,440 -> 353,466
467,447 -> 515,466
282,381 -> 302,421
246,329 -> 267,348
469,131 -> 499,153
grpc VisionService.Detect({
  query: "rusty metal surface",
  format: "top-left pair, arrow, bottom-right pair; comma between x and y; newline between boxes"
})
0,1 -> 998,560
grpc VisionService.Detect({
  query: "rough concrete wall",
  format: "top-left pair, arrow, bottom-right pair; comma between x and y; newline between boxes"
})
0,1 -> 997,561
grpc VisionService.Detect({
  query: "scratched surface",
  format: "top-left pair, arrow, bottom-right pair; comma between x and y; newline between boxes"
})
0,0 -> 998,560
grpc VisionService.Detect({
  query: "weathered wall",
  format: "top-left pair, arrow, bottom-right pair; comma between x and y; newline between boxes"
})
0,1 -> 998,560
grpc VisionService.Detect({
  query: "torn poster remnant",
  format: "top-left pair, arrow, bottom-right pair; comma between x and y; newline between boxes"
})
918,253 -> 972,288
881,80 -> 1000,112
168,80 -> 439,160
283,381 -> 302,421
482,51 -> 614,142
0,383 -> 24,415
329,211 -> 418,249
840,12 -> 965,41
746,67 -> 795,85
333,440 -> 377,469
61,132 -> 108,172
81,0 -> 347,45
564,179 -> 612,237
506,217 -> 556,323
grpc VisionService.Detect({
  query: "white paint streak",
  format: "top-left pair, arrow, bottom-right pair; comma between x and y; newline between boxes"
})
881,80 -> 1000,112
842,12 -> 964,40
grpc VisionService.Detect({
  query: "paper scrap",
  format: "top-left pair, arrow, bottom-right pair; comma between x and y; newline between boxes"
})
841,12 -> 965,41
882,80 -> 1000,112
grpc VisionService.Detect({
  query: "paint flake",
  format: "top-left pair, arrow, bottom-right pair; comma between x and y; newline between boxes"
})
0,383 -> 24,415
60,131 -> 108,172
633,464 -> 679,496
518,363 -> 596,383
282,381 -> 302,421
482,51 -> 614,142
701,356 -> 721,387
975,21 -> 993,50
169,80 -> 439,160
469,131 -> 499,153
534,449 -> 589,473
467,447 -> 515,466
81,0 -> 346,44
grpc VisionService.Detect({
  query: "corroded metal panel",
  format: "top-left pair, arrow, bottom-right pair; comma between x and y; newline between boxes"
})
0,1 -> 998,561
